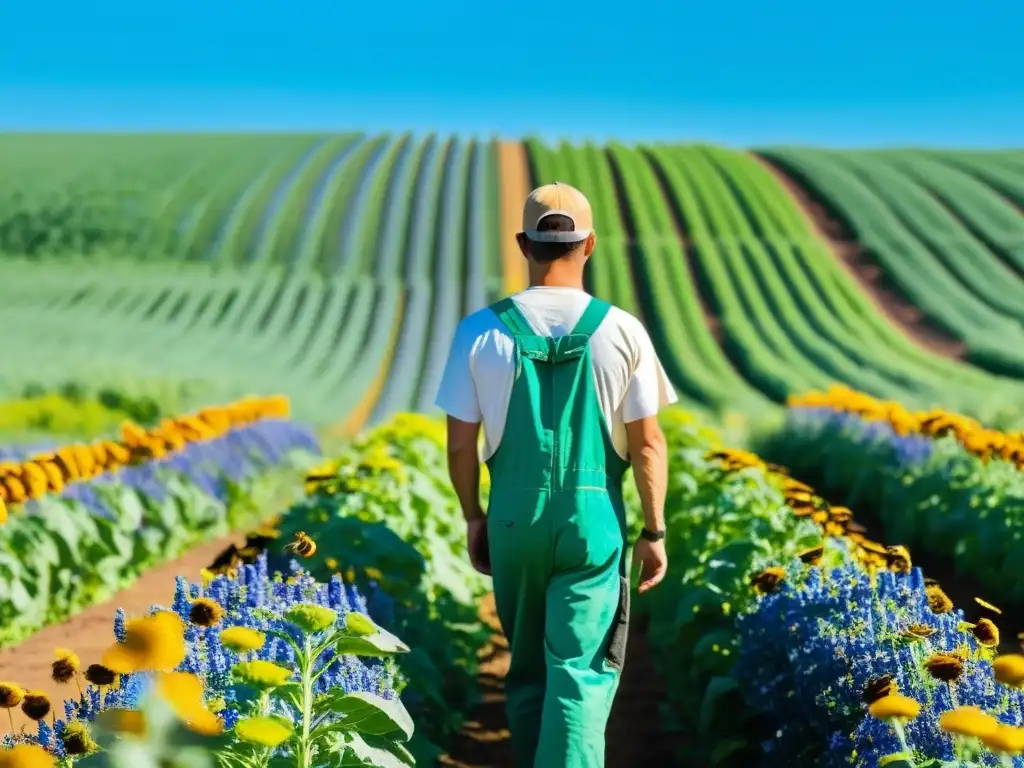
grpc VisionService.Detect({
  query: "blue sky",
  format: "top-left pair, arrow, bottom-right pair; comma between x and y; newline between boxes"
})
0,0 -> 1020,147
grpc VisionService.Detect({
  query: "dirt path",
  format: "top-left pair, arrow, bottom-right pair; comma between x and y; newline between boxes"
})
751,153 -> 968,360
440,595 -> 682,768
496,142 -> 530,296
0,532 -> 245,732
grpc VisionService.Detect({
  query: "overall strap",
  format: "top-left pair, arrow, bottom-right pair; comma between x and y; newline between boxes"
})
570,297 -> 611,338
489,297 -> 534,336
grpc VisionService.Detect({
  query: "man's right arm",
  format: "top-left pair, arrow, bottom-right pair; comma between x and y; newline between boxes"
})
625,416 -> 668,533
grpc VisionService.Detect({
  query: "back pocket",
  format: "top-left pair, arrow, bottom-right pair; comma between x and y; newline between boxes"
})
605,576 -> 630,669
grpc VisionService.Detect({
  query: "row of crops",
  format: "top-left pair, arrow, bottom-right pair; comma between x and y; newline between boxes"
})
762,149 -> 1024,375
1,136 -> 1020,428
5,405 -> 1024,766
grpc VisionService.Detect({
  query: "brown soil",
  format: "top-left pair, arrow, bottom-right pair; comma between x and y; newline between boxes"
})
0,532 -> 246,734
751,153 -> 968,360
496,142 -> 530,296
439,594 -> 683,768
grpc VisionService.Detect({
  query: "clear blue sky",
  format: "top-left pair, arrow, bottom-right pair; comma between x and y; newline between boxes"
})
0,0 -> 1020,147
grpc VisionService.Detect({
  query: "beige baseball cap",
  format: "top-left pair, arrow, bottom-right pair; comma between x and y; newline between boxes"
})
522,181 -> 593,243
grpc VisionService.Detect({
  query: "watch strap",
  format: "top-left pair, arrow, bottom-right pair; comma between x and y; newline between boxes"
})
640,527 -> 666,542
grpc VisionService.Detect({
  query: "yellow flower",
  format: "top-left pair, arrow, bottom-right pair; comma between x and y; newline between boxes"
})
284,604 -> 337,634
869,694 -> 921,721
980,725 -> 1024,755
156,672 -> 222,735
973,618 -> 1000,648
926,585 -> 954,614
19,691 -> 51,721
84,664 -> 118,687
220,626 -> 266,653
0,744 -> 55,768
235,715 -> 294,748
231,660 -> 292,690
102,611 -> 186,673
189,598 -> 225,628
51,648 -> 80,684
924,653 -> 964,683
0,683 -> 24,708
751,567 -> 786,595
96,708 -> 147,737
61,721 -> 98,756
938,706 -> 999,739
993,655 -> 1024,687
862,675 -> 895,705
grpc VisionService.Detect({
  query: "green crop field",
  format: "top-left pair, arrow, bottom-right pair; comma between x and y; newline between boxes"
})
1,134 -> 1022,427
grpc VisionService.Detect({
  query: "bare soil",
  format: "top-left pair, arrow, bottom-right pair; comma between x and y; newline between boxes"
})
497,142 -> 530,296
439,594 -> 684,768
751,153 -> 968,360
0,532 -> 246,734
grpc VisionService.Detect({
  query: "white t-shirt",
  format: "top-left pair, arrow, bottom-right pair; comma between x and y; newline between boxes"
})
434,286 -> 677,461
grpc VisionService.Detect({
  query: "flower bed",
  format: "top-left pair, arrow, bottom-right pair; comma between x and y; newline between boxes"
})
1,552 -> 416,767
756,403 -> 1024,599
0,416 -> 320,647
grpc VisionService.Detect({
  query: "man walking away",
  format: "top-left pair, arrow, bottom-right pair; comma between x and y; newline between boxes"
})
435,182 -> 676,768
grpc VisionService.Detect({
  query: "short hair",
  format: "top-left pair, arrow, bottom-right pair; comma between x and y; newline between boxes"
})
526,214 -> 587,263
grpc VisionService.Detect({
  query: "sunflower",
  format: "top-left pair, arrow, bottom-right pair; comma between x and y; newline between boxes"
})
992,655 -> 1024,687
972,618 -> 1000,648
979,725 -> 1024,755
20,691 -> 51,721
924,653 -> 964,683
938,706 -> 998,739
102,611 -> 186,673
0,683 -> 24,708
868,694 -> 921,721
95,708 -> 147,737
189,598 -> 225,628
84,663 -> 118,687
751,567 -> 786,595
862,675 -> 895,705
220,626 -> 266,653
61,721 -> 98,756
0,744 -> 55,768
926,585 -> 954,615
51,648 -> 80,684
797,546 -> 824,566
156,672 -> 222,735
884,545 -> 912,574
234,715 -> 294,748
231,660 -> 292,691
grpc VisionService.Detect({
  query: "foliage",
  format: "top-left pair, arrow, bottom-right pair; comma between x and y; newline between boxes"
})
758,405 -> 1024,599
274,414 -> 489,763
738,563 -> 1024,767
0,419 -> 319,647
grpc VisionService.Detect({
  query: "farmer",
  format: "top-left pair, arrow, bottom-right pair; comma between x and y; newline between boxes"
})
435,182 -> 676,768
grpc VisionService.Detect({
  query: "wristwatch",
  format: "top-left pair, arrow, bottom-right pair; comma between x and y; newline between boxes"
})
640,527 -> 666,542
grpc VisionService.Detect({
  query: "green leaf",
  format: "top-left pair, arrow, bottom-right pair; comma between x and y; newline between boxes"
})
335,626 -> 410,657
322,732 -> 416,767
323,691 -> 414,741
698,676 -> 739,736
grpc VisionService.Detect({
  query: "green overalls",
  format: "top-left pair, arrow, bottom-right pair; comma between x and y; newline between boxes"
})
485,296 -> 631,768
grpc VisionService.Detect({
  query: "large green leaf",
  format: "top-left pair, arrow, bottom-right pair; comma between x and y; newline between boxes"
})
335,626 -> 410,657
322,732 -> 416,768
323,691 -> 414,741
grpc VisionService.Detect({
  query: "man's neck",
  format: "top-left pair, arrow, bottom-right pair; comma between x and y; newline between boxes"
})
527,264 -> 585,290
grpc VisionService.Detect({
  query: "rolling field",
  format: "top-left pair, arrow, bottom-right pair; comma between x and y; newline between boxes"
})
2,135 -> 1022,427
1,134 -> 1024,767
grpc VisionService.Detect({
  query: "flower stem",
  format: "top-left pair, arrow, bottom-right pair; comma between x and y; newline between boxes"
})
6,709 -> 13,735
300,636 -> 314,768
